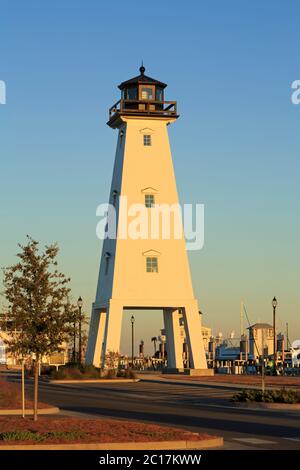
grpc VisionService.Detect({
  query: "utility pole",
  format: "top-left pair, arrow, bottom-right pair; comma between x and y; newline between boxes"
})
240,300 -> 244,337
131,315 -> 135,368
272,297 -> 278,374
77,296 -> 83,364
261,328 -> 265,395
21,358 -> 25,418
73,313 -> 76,362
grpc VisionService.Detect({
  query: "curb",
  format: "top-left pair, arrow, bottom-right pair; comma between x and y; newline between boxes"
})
0,407 -> 60,415
140,376 -> 300,391
48,379 -> 140,384
0,437 -> 223,450
232,402 -> 300,411
140,376 -> 249,390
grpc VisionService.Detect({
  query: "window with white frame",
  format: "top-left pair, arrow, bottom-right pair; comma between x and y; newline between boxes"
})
145,194 -> 155,208
143,134 -> 151,146
146,257 -> 158,273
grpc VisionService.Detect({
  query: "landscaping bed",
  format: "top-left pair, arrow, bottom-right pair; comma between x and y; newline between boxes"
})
161,374 -> 300,388
46,364 -> 136,381
231,388 -> 300,404
0,380 -> 51,410
0,416 -> 218,445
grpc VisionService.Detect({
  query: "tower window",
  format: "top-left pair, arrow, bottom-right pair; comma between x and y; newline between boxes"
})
143,135 -> 151,146
145,194 -> 155,208
146,257 -> 158,273
119,129 -> 124,146
104,252 -> 111,275
112,190 -> 118,207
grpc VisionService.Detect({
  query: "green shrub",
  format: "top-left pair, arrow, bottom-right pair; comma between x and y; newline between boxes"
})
103,368 -> 117,379
0,430 -> 87,442
0,431 -> 45,442
231,388 -> 300,404
50,364 -> 136,380
117,368 -> 136,379
272,388 -> 300,404
50,366 -> 83,380
50,364 -> 101,380
83,364 -> 100,379
40,365 -> 56,376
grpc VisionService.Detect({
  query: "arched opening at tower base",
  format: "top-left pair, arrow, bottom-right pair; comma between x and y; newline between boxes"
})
86,305 -> 213,376
120,309 -> 164,369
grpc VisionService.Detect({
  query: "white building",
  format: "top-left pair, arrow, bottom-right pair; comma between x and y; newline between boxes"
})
248,323 -> 274,357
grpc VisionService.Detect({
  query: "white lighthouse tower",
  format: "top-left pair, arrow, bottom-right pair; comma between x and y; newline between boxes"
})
86,66 -> 210,374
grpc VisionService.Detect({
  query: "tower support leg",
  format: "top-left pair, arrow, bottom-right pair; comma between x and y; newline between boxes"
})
101,300 -> 123,368
85,307 -> 106,367
163,308 -> 184,369
182,301 -> 211,373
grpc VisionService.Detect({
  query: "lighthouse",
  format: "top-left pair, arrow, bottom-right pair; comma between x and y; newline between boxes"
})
86,66 -> 210,374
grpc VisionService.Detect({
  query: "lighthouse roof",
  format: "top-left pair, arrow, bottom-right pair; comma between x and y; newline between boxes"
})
118,65 -> 167,90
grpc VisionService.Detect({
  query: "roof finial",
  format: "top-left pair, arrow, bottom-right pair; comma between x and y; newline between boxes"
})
139,60 -> 145,75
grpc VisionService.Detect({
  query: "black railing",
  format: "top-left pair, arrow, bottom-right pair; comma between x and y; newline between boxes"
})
109,99 -> 177,120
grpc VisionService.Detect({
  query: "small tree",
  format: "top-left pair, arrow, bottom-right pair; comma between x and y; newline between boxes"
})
1,236 -> 73,420
104,350 -> 121,371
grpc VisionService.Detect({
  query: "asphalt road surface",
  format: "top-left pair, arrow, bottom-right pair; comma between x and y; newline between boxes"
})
10,373 -> 300,450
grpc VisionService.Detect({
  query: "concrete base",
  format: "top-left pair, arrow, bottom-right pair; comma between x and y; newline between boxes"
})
0,407 -> 59,415
163,368 -> 214,376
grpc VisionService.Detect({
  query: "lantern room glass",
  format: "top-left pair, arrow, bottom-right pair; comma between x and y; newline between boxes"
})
140,86 -> 154,100
156,87 -> 163,101
123,87 -> 137,100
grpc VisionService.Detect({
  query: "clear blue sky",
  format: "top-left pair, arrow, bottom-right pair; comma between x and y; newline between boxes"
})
1,1 -> 299,353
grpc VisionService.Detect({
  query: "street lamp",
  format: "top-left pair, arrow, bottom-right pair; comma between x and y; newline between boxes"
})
72,309 -> 76,363
131,315 -> 135,368
272,296 -> 278,374
77,296 -> 83,364
160,335 -> 166,362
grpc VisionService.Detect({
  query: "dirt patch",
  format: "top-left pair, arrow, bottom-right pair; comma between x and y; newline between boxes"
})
0,416 -> 217,445
0,380 -> 51,409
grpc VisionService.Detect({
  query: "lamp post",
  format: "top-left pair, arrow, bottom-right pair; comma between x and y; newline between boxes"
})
160,335 -> 166,361
131,315 -> 135,368
261,328 -> 265,395
77,296 -> 83,364
272,296 -> 278,374
73,311 -> 76,363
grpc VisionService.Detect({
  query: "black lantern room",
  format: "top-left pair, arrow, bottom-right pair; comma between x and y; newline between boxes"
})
108,65 -> 178,127
119,64 -> 166,102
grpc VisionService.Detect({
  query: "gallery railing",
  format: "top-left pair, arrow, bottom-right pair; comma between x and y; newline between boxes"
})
109,99 -> 177,120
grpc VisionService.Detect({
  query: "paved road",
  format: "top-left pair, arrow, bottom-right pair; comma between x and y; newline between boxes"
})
11,374 -> 300,450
